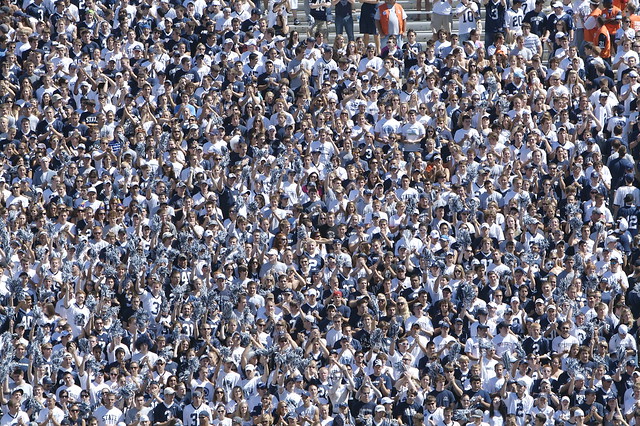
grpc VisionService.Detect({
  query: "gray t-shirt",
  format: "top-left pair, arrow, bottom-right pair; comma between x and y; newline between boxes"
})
287,58 -> 304,90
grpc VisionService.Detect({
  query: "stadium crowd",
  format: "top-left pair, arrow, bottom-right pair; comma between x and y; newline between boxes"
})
1,0 -> 640,423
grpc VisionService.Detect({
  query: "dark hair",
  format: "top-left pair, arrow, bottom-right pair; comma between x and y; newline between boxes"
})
488,394 -> 508,417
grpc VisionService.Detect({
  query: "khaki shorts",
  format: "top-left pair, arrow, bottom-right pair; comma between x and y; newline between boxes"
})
432,13 -> 452,33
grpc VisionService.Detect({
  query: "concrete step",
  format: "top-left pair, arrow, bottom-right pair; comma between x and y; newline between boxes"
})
291,19 -> 450,43
289,0 -> 473,44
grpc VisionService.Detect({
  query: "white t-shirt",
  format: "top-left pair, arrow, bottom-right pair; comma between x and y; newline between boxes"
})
401,121 -> 426,144
456,1 -> 479,35
551,335 -> 580,355
506,392 -> 534,426
505,8 -> 524,35
374,4 -> 407,36
93,405 -> 124,426
492,333 -> 519,356
36,406 -> 66,426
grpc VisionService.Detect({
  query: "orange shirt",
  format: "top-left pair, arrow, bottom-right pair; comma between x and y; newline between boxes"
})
614,0 -> 629,12
601,6 -> 622,36
377,3 -> 406,36
584,8 -> 603,43
596,25 -> 612,58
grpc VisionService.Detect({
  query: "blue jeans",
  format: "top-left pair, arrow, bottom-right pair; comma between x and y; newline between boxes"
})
335,14 -> 355,41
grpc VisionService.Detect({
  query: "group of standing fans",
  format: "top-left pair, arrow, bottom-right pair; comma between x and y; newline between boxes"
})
1,0 -> 640,424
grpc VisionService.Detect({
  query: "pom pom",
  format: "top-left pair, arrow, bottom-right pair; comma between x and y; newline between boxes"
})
99,282 -> 115,300
467,198 -> 480,218
461,282 -> 476,309
34,246 -> 48,262
50,348 -> 66,378
15,228 -> 33,243
593,222 -> 604,235
569,216 -> 583,232
456,228 -> 472,249
448,342 -> 461,362
564,357 -> 581,378
0,333 -> 17,383
134,310 -> 151,329
522,215 -> 537,227
7,277 -> 26,302
478,338 -> 493,351
521,250 -> 540,266
220,149 -> 230,169
537,238 -> 550,252
388,321 -> 401,339
466,164 -> 479,183
239,308 -> 254,328
118,382 -> 139,399
219,346 -> 232,361
85,295 -> 98,312
191,299 -> 206,322
370,328 -> 385,352
296,226 -> 307,241
583,273 -> 599,292
78,338 -> 90,354
556,275 -> 573,295
421,247 -> 435,265
171,284 -> 189,301
424,360 -> 444,380
566,203 -> 582,216
501,351 -> 512,372
85,357 -> 106,375
499,269 -> 513,284
77,401 -> 92,418
503,252 -> 518,268
240,332 -> 251,348
24,397 -> 45,414
109,319 -> 126,338
406,196 -> 418,216
150,215 -> 162,235
104,245 -> 121,265
216,228 -> 228,245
